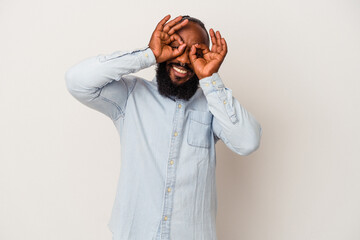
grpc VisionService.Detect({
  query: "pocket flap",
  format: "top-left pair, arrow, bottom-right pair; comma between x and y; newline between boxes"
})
189,110 -> 213,125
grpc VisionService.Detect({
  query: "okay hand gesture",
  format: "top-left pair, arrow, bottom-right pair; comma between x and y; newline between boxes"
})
189,29 -> 228,79
149,15 -> 189,63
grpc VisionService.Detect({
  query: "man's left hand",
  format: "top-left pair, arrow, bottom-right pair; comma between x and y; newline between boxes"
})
189,29 -> 228,79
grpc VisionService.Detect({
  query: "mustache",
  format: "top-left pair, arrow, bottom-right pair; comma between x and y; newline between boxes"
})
168,62 -> 192,72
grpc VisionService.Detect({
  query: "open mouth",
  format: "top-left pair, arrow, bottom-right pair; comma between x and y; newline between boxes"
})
170,64 -> 192,79
173,65 -> 188,74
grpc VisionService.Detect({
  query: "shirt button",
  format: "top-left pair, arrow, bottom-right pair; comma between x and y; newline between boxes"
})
205,83 -> 209,86
174,132 -> 178,136
170,160 -> 174,165
178,104 -> 182,108
144,53 -> 148,57
212,81 -> 216,85
167,187 -> 171,192
223,100 -> 227,104
164,216 -> 168,221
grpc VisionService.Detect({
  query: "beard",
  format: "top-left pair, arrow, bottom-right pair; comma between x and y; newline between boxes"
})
155,62 -> 199,101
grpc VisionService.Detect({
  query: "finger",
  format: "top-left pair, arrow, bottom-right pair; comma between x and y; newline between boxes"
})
171,43 -> 186,58
210,29 -> 217,47
194,43 -> 210,55
210,29 -> 219,53
164,33 -> 183,45
189,45 -> 198,63
216,31 -> 223,52
220,38 -> 228,56
163,16 -> 183,33
161,32 -> 171,43
155,14 -> 171,31
167,19 -> 189,35
170,33 -> 184,44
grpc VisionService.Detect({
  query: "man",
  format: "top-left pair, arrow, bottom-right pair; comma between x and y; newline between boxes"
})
65,14 -> 262,240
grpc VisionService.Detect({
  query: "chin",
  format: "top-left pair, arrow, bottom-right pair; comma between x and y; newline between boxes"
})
169,72 -> 195,86
170,77 -> 189,86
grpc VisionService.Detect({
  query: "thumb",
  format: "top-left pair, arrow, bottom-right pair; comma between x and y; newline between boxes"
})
171,43 -> 186,58
189,45 -> 198,64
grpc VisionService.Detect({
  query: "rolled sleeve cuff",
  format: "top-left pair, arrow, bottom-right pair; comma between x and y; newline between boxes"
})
199,72 -> 239,124
198,72 -> 225,96
137,47 -> 156,68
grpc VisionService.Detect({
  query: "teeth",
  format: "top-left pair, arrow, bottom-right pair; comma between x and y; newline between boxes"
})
173,66 -> 187,74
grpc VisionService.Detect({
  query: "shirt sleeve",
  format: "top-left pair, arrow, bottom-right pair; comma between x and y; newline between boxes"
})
64,47 -> 156,121
199,72 -> 262,156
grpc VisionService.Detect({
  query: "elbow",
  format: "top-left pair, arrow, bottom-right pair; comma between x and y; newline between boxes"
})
64,66 -> 89,102
64,66 -> 78,94
64,56 -> 103,97
233,126 -> 262,156
64,64 -> 90,99
235,138 -> 261,156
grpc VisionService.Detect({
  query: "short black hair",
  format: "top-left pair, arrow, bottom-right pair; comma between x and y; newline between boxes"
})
180,15 -> 209,43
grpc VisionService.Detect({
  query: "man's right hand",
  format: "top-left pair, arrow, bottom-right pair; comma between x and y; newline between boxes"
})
148,15 -> 188,63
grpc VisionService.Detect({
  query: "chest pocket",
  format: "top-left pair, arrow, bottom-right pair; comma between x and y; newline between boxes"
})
187,110 -> 213,148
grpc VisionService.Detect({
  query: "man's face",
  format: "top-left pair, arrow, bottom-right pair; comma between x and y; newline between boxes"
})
165,21 -> 209,85
155,21 -> 210,101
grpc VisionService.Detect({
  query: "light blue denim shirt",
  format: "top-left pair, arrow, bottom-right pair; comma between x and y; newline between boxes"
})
65,46 -> 262,240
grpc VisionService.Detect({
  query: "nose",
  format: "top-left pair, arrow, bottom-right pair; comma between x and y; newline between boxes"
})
175,48 -> 191,65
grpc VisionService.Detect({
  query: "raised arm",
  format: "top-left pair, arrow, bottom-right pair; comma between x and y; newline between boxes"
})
65,14 -> 188,121
190,28 -> 262,155
199,73 -> 262,155
65,47 -> 156,120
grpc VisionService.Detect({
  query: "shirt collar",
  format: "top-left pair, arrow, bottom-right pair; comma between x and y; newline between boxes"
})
151,77 -> 157,85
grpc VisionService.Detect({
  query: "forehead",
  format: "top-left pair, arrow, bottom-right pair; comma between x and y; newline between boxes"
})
176,22 -> 209,47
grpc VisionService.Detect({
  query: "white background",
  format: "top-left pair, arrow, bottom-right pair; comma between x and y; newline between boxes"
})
0,0 -> 359,239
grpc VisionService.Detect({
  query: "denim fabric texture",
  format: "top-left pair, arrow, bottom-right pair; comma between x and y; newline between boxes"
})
65,47 -> 262,240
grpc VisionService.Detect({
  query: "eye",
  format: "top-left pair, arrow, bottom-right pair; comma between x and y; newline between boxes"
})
196,50 -> 203,58
171,45 -> 179,49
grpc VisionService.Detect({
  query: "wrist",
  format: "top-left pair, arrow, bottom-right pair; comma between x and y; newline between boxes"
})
198,72 -> 223,95
197,71 -> 216,80
138,47 -> 157,68
198,74 -> 211,80
148,44 -> 159,62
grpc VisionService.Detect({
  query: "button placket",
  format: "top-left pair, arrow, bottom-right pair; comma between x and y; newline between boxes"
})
159,100 -> 184,239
